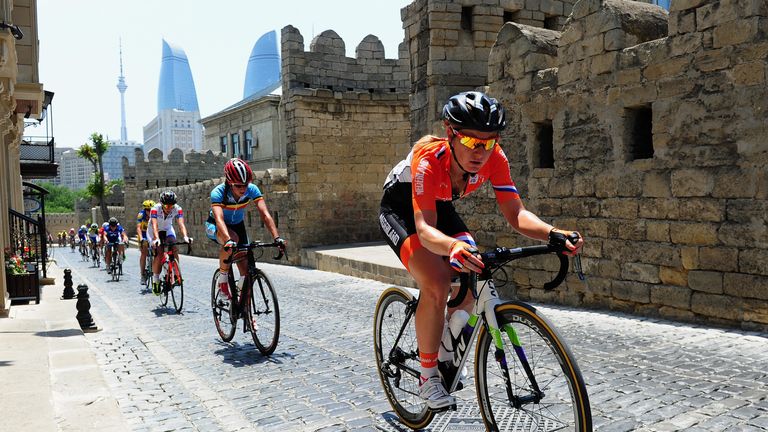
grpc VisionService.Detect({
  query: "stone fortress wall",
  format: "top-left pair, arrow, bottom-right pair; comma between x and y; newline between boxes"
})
448,0 -> 767,330
44,213 -> 78,235
279,26 -> 412,256
118,0 -> 768,330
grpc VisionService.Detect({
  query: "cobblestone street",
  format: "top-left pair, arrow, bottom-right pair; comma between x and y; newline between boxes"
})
56,247 -> 768,431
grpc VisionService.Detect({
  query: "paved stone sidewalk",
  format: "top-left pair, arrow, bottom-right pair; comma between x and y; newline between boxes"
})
55,247 -> 768,431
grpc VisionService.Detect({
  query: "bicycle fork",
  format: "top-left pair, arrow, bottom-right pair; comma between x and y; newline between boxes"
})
480,282 -> 544,409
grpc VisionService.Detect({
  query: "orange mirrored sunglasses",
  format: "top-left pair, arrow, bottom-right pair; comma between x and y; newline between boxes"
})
450,127 -> 498,150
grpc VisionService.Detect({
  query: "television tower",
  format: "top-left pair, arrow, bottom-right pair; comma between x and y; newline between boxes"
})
117,39 -> 128,143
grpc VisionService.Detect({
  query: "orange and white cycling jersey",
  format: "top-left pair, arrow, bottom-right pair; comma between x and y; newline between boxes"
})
384,136 -> 520,212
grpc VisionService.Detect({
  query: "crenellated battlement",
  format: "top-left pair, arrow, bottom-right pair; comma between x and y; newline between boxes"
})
280,26 -> 409,94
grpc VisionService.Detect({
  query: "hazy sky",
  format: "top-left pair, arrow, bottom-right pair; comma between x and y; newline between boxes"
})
37,1 -> 412,149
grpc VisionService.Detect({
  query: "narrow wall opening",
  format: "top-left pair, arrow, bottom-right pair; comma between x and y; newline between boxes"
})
625,106 -> 654,160
534,121 -> 554,168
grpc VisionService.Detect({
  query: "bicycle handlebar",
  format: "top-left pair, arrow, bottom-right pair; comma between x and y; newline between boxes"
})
154,240 -> 193,255
446,233 -> 583,308
224,240 -> 286,262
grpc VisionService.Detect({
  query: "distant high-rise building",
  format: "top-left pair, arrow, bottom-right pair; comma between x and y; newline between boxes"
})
59,150 -> 92,191
117,39 -> 129,144
103,140 -> 142,182
143,39 -> 203,158
57,141 -> 142,190
243,30 -> 281,100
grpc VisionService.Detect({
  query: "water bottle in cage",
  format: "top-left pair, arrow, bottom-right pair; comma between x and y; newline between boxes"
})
438,309 -> 470,363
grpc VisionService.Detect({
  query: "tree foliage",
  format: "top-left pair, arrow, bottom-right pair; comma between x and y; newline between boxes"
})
34,182 -> 88,213
77,132 -> 110,221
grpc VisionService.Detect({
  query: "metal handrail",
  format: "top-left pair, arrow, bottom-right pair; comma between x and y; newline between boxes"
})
8,208 -> 46,279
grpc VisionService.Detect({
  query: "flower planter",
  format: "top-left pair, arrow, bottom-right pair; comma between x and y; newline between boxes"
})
5,267 -> 40,304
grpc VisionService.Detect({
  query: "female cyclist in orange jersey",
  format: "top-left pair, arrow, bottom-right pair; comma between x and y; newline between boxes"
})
379,91 -> 584,409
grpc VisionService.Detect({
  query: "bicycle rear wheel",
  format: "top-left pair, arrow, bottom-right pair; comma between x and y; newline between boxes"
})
160,274 -> 170,307
211,270 -> 236,342
246,269 -> 280,355
475,301 -> 592,432
373,287 -> 434,429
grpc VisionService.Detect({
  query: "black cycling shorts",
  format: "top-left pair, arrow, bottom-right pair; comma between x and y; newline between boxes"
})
379,182 -> 475,271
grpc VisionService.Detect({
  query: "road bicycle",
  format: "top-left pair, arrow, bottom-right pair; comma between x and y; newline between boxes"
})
155,240 -> 191,314
373,233 -> 592,431
90,241 -> 101,268
211,241 -> 284,355
140,239 -> 152,289
79,239 -> 89,261
106,242 -> 124,282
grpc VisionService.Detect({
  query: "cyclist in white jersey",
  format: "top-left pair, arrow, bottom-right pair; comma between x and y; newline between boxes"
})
149,190 -> 191,295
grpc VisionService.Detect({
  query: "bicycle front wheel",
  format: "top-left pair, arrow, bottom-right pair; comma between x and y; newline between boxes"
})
211,270 -> 236,342
373,287 -> 434,430
170,265 -> 183,314
475,301 -> 591,432
247,269 -> 279,355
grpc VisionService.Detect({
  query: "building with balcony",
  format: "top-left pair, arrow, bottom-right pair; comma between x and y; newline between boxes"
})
0,0 -> 47,315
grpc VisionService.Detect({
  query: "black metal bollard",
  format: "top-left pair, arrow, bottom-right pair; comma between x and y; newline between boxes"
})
61,269 -> 76,300
75,284 -> 99,333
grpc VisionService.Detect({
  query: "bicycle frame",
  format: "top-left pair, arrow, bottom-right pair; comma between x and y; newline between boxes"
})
387,241 -> 582,411
158,243 -> 184,285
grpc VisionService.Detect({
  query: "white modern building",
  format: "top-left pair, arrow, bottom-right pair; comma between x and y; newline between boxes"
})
59,150 -> 92,190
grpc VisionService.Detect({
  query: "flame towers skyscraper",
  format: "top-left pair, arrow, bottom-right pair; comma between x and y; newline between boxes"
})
143,39 -> 203,157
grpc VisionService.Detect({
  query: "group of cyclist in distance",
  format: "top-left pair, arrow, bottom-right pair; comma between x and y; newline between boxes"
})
70,217 -> 129,271
62,90 -> 583,415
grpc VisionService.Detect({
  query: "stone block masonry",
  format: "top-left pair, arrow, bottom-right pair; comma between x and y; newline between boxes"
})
280,26 -> 411,256
479,0 -> 768,330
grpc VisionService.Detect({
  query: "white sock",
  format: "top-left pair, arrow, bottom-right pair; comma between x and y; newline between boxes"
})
218,271 -> 228,284
153,274 -> 160,283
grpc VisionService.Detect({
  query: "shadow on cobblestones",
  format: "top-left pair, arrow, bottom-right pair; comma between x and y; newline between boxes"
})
379,412 -> 415,431
34,329 -> 82,338
213,343 -> 293,368
150,306 -> 181,317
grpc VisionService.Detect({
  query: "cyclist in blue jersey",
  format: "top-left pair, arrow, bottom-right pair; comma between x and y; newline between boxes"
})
77,225 -> 87,244
206,158 -> 285,299
103,217 -> 128,273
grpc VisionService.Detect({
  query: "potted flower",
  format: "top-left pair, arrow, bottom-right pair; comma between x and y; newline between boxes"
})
4,247 -> 26,275
4,247 -> 39,303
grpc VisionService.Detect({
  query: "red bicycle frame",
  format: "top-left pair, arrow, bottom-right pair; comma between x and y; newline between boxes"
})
160,246 -> 182,286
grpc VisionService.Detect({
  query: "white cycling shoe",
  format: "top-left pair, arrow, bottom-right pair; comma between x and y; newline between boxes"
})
419,376 -> 456,410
